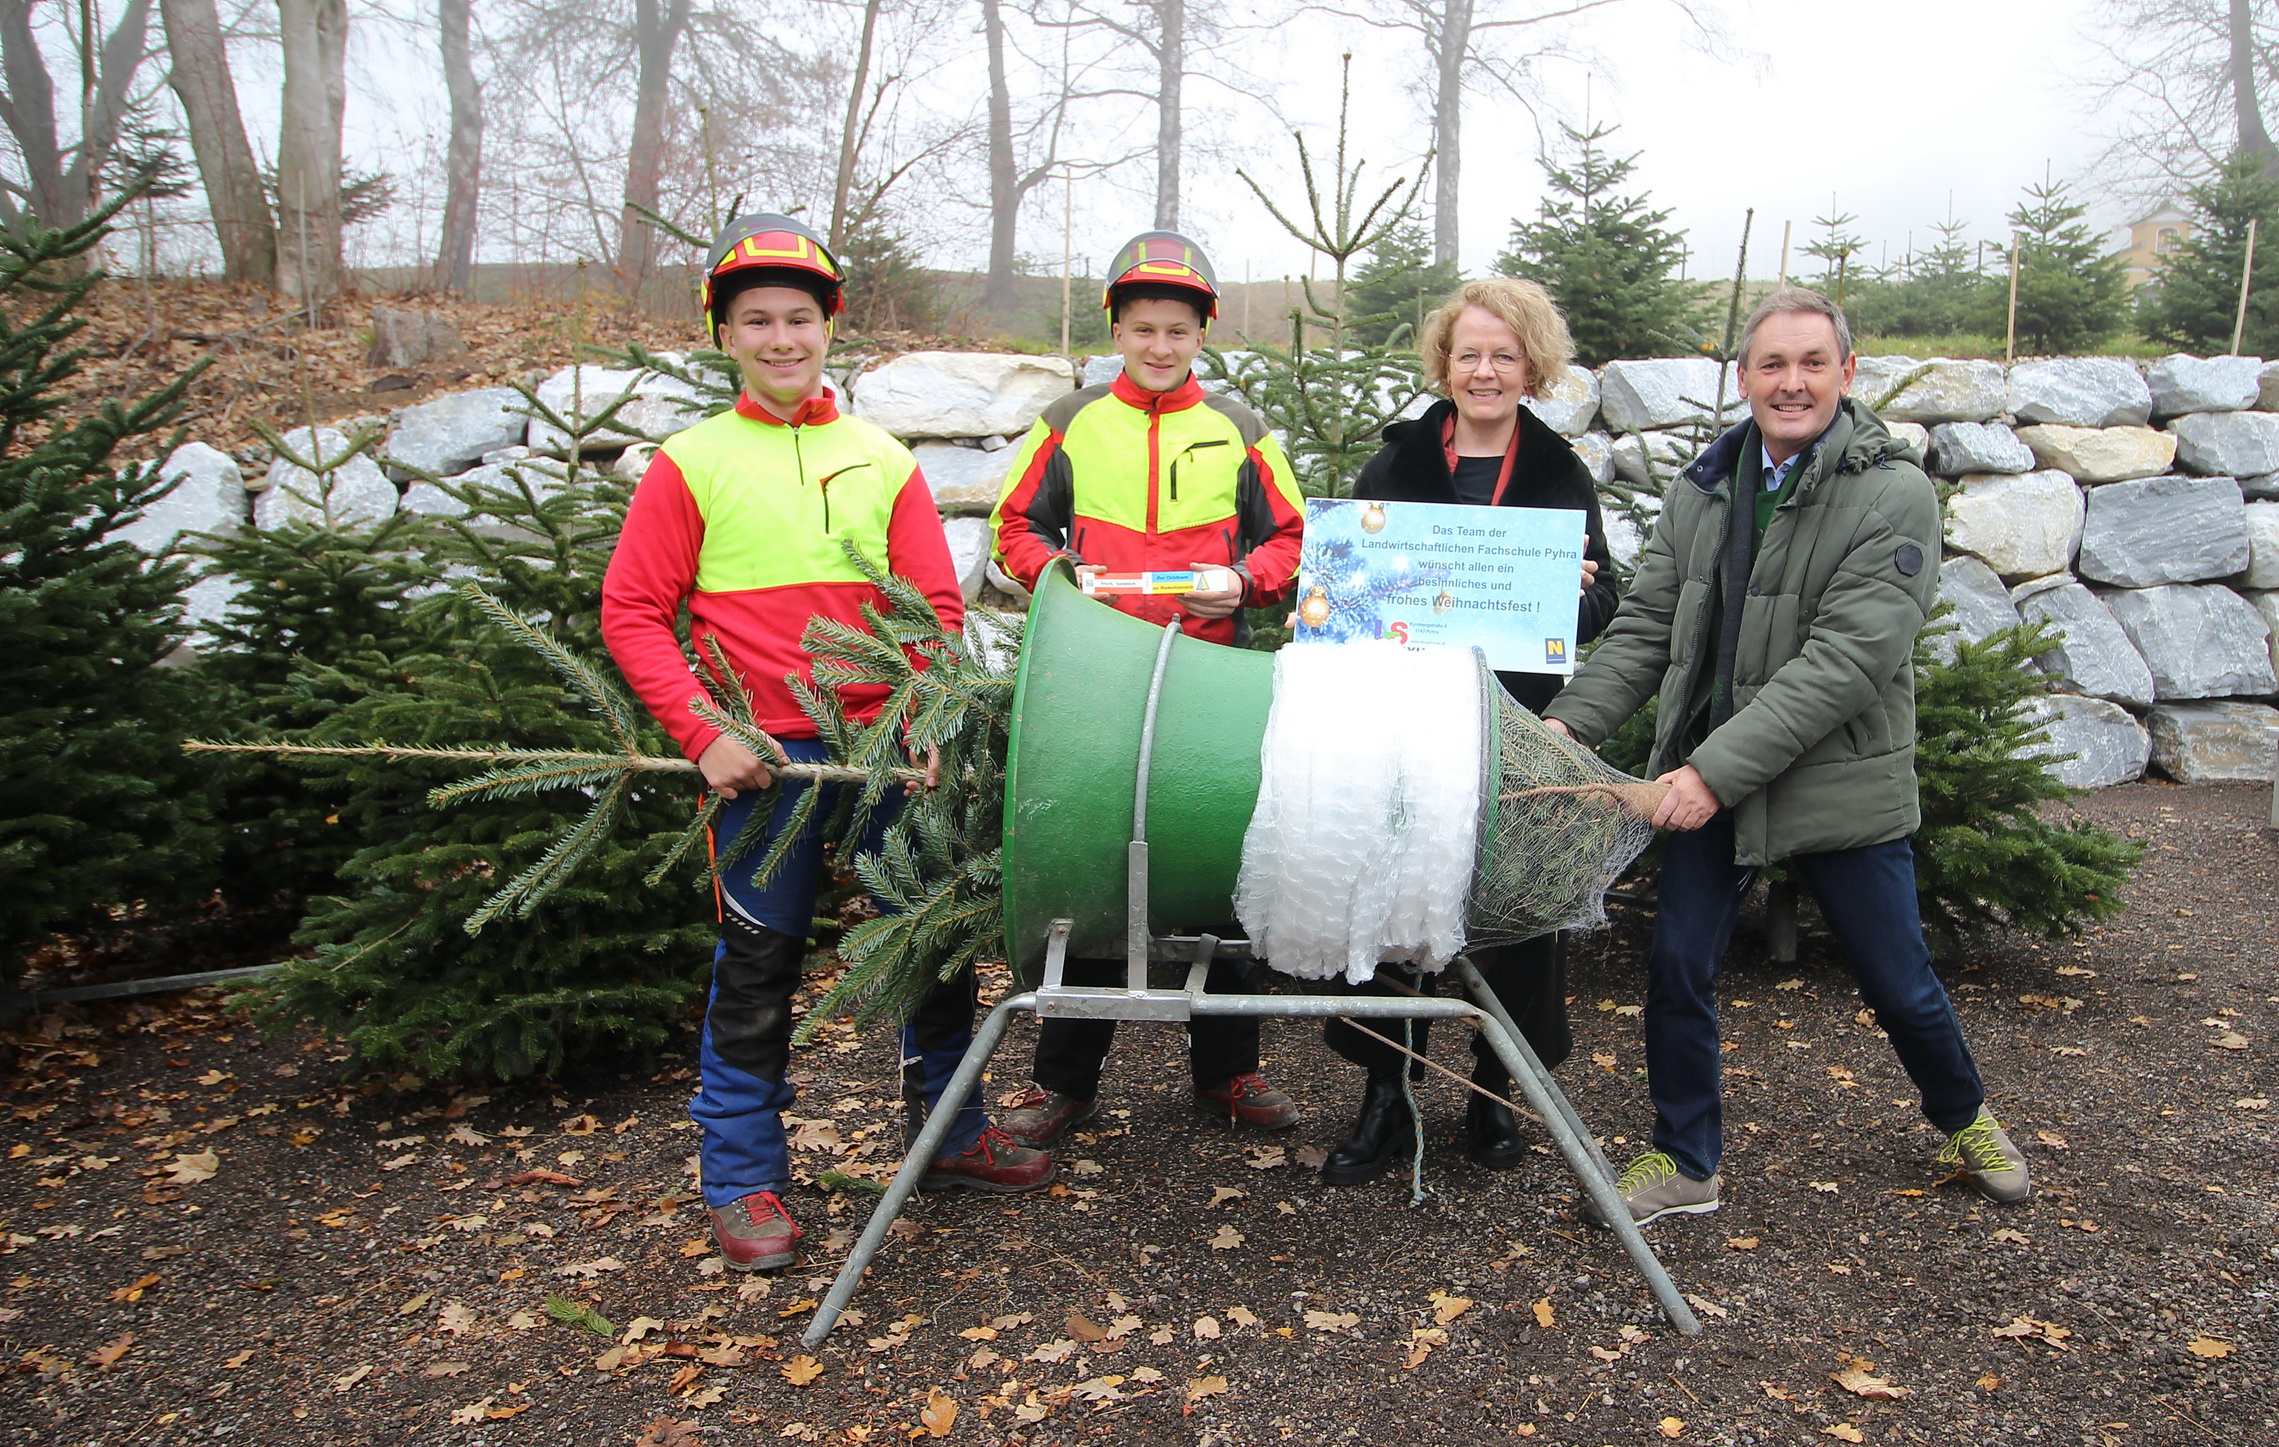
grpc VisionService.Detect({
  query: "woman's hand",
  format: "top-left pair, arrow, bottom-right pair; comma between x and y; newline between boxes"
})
698,735 -> 774,799
1579,538 -> 1598,596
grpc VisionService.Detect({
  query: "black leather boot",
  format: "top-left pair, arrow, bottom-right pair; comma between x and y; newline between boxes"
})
1320,1068 -> 1417,1186
1464,1066 -> 1526,1170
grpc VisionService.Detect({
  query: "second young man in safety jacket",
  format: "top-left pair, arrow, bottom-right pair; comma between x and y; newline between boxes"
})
989,230 -> 1308,1145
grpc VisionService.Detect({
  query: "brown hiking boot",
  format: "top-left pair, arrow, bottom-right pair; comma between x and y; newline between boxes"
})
997,1084 -> 1098,1148
920,1125 -> 1057,1193
708,1190 -> 801,1271
1195,1071 -> 1300,1130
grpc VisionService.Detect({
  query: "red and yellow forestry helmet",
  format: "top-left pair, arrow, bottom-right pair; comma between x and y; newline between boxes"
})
701,213 -> 844,339
1101,230 -> 1219,320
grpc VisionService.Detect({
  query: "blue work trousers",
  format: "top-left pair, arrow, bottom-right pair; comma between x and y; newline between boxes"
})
693,738 -> 986,1207
1645,814 -> 1985,1182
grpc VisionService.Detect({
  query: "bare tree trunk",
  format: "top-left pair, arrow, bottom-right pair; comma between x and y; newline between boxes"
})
0,0 -> 148,233
2231,0 -> 2277,179
1154,0 -> 1183,230
276,0 -> 348,305
160,0 -> 273,282
1430,0 -> 1472,268
617,0 -> 691,286
0,0 -> 68,224
829,0 -> 883,250
983,0 -> 1019,310
433,0 -> 480,295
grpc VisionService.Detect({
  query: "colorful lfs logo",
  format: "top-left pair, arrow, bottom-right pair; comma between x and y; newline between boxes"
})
1378,621 -> 1411,644
1544,638 -> 1568,666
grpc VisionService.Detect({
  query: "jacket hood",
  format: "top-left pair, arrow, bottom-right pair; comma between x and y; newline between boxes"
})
1679,397 -> 1922,495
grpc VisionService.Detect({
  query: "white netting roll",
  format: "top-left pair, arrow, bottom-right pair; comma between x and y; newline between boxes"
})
1234,642 -> 1484,983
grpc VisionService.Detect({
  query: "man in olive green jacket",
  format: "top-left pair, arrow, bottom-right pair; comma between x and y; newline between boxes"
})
1542,288 -> 2031,1225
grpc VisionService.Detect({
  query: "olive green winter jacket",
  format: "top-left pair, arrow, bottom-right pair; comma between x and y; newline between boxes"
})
1541,398 -> 1939,866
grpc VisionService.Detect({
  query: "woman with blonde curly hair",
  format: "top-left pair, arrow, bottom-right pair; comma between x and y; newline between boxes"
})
1318,277 -> 1621,1187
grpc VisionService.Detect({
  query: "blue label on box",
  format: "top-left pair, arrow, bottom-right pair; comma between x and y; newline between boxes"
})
1292,497 -> 1586,675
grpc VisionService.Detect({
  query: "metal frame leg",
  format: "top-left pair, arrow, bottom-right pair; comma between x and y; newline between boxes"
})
1452,955 -> 1615,1184
802,991 -> 1035,1347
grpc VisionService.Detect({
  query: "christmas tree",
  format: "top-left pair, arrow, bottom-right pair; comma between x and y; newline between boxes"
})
0,202 -> 223,976
1345,223 -> 1462,348
2138,150 -> 2279,356
1495,122 -> 1701,366
1991,173 -> 2129,354
1910,616 -> 2141,949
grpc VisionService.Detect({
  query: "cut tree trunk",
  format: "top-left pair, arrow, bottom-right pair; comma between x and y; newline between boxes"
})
276,0 -> 348,306
433,0 -> 480,296
616,0 -> 691,287
1154,0 -> 1184,230
1430,0 -> 1472,269
160,0 -> 274,284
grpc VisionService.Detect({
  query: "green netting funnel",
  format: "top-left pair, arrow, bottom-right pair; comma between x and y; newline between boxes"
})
1001,560 -> 1274,980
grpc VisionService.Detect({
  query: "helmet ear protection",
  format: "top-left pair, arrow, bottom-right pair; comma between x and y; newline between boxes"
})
1102,230 -> 1220,320
701,213 -> 844,344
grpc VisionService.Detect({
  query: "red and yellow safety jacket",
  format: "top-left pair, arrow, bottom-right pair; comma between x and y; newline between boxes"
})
602,390 -> 964,760
990,372 -> 1305,645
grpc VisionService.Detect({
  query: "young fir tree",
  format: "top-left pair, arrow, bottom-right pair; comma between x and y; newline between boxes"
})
1496,122 -> 1700,366
1909,616 -> 2140,950
236,372 -> 731,1080
1849,215 -> 1992,339
1212,55 -> 1430,508
1799,207 -> 1867,309
1989,173 -> 2129,354
189,425 -> 433,915
0,203 -> 223,975
1346,223 -> 1461,348
2138,150 -> 2279,356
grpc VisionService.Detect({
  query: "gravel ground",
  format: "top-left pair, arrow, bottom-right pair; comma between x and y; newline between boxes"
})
2,780 -> 2272,1446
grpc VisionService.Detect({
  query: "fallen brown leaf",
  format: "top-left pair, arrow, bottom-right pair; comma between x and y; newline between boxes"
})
2186,1336 -> 2233,1359
1822,1426 -> 1865,1444
781,1355 -> 825,1385
1831,1365 -> 1908,1400
1531,1298 -> 1555,1329
1066,1312 -> 1108,1342
632,1414 -> 703,1447
919,1391 -> 959,1436
88,1334 -> 134,1369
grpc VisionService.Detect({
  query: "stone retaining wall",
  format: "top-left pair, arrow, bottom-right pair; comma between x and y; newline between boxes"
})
127,348 -> 2279,787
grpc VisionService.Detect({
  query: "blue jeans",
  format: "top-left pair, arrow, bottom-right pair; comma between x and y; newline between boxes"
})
693,738 -> 986,1206
1645,814 -> 1985,1182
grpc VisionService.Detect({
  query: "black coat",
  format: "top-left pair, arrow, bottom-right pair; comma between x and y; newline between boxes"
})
1351,398 -> 1620,716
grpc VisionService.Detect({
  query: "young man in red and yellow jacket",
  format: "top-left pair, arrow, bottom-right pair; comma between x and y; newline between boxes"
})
988,230 -> 1307,1144
603,213 -> 1053,1274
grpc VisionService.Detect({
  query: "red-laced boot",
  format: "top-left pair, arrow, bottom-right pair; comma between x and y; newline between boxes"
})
920,1125 -> 1056,1193
1195,1071 -> 1300,1129
708,1190 -> 801,1271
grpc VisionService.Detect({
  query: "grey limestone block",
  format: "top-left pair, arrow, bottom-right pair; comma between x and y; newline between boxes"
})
1926,421 -> 2034,476
527,364 -> 705,454
2252,590 -> 2279,679
1598,358 -> 1743,434
256,427 -> 396,530
2099,582 -> 2278,699
366,307 -> 465,369
910,440 -> 1012,508
2075,474 -> 2249,588
386,387 -> 526,477
940,515 -> 994,602
2148,353 -> 2262,418
1943,469 -> 2084,580
2170,409 -> 2279,477
855,352 -> 1077,439
1850,356 -> 2007,423
1930,553 -> 2025,662
2241,502 -> 2279,589
1571,432 -> 1614,487
2010,576 -> 2155,707
2018,693 -> 2150,788
1520,364 -> 1601,436
110,443 -> 247,554
2145,700 -> 2279,782
2006,357 -> 2153,428
1609,430 -> 1694,489
1080,354 -> 1122,387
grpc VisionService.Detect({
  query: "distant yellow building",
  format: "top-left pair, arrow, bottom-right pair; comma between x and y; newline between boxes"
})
2116,203 -> 2192,288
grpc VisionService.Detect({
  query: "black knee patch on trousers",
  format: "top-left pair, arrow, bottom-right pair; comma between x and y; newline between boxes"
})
710,915 -> 806,1083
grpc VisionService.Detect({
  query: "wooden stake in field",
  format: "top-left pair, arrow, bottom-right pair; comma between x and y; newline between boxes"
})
2232,216 -> 2260,357
1777,219 -> 1792,288
2005,230 -> 2022,364
1060,175 -> 1073,355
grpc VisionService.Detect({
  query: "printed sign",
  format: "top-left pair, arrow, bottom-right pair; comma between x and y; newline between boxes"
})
1292,497 -> 1586,675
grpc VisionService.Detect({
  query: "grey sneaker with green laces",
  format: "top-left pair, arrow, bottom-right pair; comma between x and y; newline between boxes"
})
1936,1108 -> 2032,1203
1587,1150 -> 1722,1227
